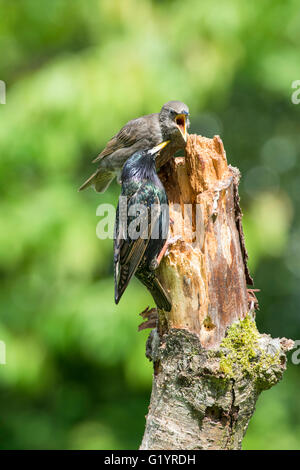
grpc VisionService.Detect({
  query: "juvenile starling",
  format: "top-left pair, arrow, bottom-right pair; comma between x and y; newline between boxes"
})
79,100 -> 189,193
114,141 -> 171,312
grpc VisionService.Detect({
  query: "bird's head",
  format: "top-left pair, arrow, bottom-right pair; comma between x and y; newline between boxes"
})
159,101 -> 190,144
121,141 -> 170,181
147,140 -> 171,159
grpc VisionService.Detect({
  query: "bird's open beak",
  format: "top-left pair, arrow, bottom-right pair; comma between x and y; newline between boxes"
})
149,140 -> 170,155
175,114 -> 188,142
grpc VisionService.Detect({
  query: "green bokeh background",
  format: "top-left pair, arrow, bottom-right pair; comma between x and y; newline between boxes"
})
0,0 -> 299,450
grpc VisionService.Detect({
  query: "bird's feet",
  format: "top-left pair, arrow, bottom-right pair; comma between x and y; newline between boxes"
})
247,288 -> 260,314
138,306 -> 158,331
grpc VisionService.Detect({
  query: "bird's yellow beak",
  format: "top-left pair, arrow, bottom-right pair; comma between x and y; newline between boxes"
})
175,114 -> 188,142
149,140 -> 170,155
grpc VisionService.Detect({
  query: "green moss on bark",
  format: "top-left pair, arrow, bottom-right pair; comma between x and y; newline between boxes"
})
219,315 -> 281,380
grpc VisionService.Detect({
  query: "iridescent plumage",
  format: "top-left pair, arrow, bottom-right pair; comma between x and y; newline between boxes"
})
114,143 -> 171,311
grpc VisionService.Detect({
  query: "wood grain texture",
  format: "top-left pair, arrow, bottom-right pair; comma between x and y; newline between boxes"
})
140,134 -> 293,450
157,134 -> 249,348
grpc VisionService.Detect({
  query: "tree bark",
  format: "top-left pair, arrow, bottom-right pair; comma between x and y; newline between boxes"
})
139,135 -> 294,450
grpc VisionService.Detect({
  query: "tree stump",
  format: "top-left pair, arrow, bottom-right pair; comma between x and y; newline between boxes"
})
139,135 -> 294,450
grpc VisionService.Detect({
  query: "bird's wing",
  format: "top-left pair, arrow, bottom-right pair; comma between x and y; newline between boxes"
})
114,186 -> 160,304
93,115 -> 156,163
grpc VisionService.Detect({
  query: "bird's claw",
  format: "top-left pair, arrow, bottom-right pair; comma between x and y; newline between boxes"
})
138,306 -> 158,331
247,289 -> 260,313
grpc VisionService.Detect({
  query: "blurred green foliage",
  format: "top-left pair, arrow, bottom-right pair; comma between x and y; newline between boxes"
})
0,0 -> 299,449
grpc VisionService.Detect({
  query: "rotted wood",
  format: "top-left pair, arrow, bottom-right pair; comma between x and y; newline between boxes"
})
140,135 -> 293,450
157,134 -> 250,348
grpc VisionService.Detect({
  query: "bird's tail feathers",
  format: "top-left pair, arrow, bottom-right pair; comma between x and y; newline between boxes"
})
78,169 -> 115,193
150,277 -> 172,312
136,272 -> 172,312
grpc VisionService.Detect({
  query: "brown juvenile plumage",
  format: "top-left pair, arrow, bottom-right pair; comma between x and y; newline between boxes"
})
79,100 -> 190,193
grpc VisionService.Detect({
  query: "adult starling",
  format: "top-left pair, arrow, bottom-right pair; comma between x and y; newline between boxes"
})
79,100 -> 189,193
114,141 -> 171,312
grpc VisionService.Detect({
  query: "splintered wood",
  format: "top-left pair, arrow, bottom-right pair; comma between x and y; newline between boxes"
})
158,135 -> 250,348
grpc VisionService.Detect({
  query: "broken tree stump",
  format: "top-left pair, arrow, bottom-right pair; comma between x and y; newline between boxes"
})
140,135 -> 294,450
